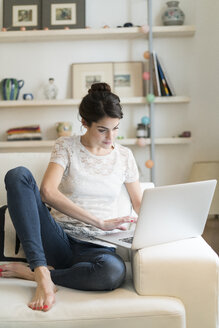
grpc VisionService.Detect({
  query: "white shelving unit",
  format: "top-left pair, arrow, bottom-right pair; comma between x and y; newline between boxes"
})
0,25 -> 195,157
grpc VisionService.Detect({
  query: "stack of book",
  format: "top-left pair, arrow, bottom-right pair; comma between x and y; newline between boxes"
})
151,51 -> 175,97
6,125 -> 42,141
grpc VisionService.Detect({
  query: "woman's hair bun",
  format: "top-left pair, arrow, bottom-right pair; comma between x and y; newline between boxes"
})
88,82 -> 111,94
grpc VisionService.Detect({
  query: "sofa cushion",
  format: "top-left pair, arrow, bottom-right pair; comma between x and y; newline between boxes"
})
0,205 -> 26,262
0,153 -> 51,206
0,275 -> 185,328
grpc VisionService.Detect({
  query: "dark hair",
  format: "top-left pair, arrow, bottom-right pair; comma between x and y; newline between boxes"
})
79,82 -> 123,126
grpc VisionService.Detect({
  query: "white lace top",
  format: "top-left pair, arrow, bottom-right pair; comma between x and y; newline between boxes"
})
49,135 -> 139,245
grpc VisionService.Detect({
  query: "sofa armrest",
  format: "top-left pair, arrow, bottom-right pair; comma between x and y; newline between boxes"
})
132,237 -> 218,328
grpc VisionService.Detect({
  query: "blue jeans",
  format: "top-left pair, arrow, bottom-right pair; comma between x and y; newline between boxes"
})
4,166 -> 126,291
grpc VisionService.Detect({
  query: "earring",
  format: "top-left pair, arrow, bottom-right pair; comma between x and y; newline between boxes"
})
80,124 -> 86,134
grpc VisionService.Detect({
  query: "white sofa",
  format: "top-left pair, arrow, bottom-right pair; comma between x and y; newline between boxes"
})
0,152 -> 218,328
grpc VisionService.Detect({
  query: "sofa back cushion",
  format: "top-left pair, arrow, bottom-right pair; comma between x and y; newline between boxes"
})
0,152 -> 51,205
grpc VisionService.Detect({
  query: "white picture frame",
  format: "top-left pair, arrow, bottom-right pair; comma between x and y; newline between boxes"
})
12,4 -> 38,27
72,63 -> 114,99
113,62 -> 143,97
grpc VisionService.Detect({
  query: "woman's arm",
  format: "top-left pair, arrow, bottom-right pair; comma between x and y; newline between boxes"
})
125,180 -> 142,215
40,162 -> 132,231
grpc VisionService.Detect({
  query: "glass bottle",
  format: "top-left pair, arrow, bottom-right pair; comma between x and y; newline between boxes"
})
44,78 -> 58,99
136,123 -> 147,138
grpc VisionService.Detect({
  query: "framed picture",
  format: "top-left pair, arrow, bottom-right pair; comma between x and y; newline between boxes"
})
113,62 -> 144,97
3,0 -> 41,30
42,0 -> 85,29
72,63 -> 114,99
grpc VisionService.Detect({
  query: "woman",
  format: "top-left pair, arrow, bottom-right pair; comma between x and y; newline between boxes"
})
0,83 -> 142,312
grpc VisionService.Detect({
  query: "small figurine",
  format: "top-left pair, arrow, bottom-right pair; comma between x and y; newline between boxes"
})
44,78 -> 58,100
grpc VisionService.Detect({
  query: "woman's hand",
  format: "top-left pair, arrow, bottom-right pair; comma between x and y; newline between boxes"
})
99,216 -> 138,231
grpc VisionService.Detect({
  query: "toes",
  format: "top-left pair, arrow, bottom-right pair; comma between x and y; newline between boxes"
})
0,265 -> 8,271
42,297 -> 55,312
43,305 -> 49,312
28,300 -> 52,312
28,304 -> 36,310
1,271 -> 13,278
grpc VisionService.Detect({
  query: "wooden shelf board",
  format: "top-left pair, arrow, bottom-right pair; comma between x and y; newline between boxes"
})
0,27 -> 143,42
0,26 -> 195,43
0,138 -> 191,150
0,140 -> 55,148
154,96 -> 190,104
0,96 -> 190,108
117,138 -> 192,145
0,99 -> 80,108
153,25 -> 196,37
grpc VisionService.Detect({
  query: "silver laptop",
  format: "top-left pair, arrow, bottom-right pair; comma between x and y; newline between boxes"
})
96,180 -> 217,250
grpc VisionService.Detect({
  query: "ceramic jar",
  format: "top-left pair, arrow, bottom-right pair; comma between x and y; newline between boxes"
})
56,122 -> 72,137
1,78 -> 24,100
136,124 -> 147,138
162,1 -> 185,26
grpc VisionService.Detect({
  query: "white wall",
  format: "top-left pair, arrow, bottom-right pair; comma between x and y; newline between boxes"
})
0,0 -> 218,186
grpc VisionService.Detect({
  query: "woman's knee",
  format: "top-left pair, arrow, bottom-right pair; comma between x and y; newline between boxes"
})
99,253 -> 126,290
5,166 -> 32,188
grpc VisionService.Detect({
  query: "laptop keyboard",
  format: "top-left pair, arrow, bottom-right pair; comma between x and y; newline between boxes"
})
119,236 -> 133,244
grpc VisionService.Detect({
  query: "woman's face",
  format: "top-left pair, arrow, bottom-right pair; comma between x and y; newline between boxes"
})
86,116 -> 120,149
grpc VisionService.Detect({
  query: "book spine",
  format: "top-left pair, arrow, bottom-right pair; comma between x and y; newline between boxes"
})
151,53 -> 159,96
152,51 -> 161,96
156,55 -> 175,96
156,56 -> 170,96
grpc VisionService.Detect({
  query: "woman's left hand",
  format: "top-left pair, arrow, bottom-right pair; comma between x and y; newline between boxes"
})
100,216 -> 137,231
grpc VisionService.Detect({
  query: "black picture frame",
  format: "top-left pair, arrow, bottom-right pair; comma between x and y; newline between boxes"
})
3,0 -> 42,31
42,0 -> 85,30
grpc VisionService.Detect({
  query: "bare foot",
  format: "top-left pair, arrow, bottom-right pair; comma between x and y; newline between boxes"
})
0,263 -> 57,312
28,266 -> 57,312
0,262 -> 34,280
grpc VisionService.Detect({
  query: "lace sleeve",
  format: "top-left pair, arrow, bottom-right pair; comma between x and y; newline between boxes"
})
50,137 -> 70,170
125,149 -> 139,183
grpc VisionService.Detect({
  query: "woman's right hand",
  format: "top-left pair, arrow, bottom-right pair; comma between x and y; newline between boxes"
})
99,216 -> 137,231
